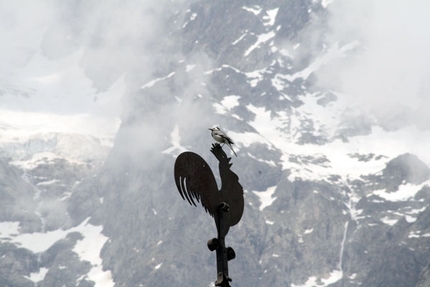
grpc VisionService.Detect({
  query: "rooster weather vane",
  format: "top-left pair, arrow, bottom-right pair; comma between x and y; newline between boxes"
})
174,132 -> 244,287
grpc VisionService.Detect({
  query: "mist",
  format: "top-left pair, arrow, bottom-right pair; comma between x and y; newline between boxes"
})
314,0 -> 430,130
1,0 -> 220,152
3,1 -> 429,143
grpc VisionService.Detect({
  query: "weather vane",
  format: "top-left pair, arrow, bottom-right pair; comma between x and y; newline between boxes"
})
174,141 -> 244,287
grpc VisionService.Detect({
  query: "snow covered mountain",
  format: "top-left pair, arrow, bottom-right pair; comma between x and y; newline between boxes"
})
0,113 -> 118,286
1,0 -> 430,286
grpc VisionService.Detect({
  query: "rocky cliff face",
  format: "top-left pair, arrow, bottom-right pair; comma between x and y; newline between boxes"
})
1,0 -> 430,286
0,131 -> 113,286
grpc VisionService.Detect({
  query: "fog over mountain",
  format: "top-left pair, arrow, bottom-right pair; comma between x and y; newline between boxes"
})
1,1 -> 430,286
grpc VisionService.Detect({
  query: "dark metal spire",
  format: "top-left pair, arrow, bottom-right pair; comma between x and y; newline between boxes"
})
174,143 -> 244,286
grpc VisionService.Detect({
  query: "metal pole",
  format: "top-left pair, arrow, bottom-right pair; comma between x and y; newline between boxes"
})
207,203 -> 235,287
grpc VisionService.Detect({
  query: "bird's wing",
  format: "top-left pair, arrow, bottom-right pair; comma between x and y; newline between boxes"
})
224,135 -> 234,145
174,151 -> 219,216
217,131 -> 234,145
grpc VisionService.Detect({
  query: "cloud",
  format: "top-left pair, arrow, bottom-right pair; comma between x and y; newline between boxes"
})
0,1 -> 186,116
313,0 -> 430,130
0,0 -> 219,145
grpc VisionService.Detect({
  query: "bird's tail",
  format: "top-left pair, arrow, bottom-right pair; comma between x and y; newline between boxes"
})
227,143 -> 237,157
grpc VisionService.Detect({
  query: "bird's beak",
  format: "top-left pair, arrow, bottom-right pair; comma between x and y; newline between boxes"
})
208,128 -> 212,130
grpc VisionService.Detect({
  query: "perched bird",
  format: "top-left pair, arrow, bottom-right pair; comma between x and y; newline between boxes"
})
209,127 -> 237,157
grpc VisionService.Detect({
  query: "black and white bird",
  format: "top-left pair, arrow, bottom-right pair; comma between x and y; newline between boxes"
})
209,127 -> 237,157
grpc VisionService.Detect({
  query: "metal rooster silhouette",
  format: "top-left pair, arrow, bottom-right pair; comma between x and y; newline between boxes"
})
174,143 -> 244,286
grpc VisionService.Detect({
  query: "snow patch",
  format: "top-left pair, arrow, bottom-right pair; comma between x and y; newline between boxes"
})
182,12 -> 197,28
154,263 -> 163,270
213,95 -> 242,114
279,48 -> 294,59
0,221 -> 20,239
405,215 -> 417,223
141,72 -> 175,89
372,181 -> 430,202
247,152 -> 277,167
380,216 -> 399,226
253,186 -> 277,211
213,103 -> 227,115
162,125 -> 187,156
322,270 -> 343,285
3,218 -> 114,286
247,99 -> 430,183
242,6 -> 262,15
73,219 -> 114,287
291,276 -> 317,287
263,8 -> 279,26
244,31 -> 275,56
24,267 -> 49,283
11,227 -> 70,253
232,33 -> 247,45
36,179 -> 60,186
408,231 -> 421,238
304,228 -> 314,234
291,270 -> 342,287
186,64 -> 196,72
245,68 -> 267,87
221,95 -> 241,110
